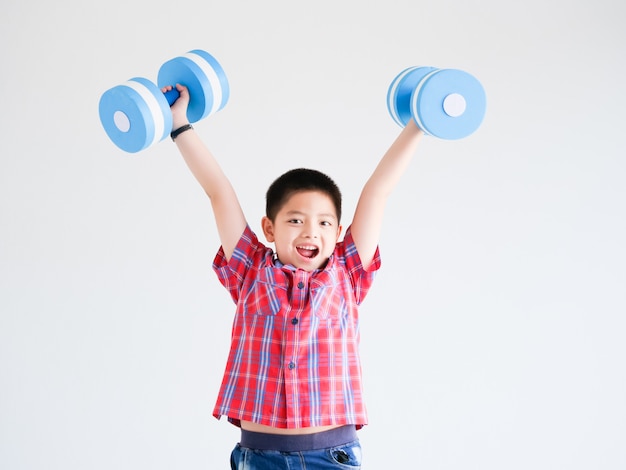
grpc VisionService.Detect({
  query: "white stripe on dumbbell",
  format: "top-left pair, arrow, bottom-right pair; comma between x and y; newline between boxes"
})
411,69 -> 440,136
388,66 -> 419,127
183,52 -> 223,116
122,79 -> 166,148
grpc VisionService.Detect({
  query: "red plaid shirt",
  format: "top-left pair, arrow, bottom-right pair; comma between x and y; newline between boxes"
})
212,224 -> 381,429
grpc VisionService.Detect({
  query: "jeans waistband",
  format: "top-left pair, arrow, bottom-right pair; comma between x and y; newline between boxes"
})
240,425 -> 358,452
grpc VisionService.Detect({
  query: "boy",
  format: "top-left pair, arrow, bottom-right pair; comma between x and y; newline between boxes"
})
165,83 -> 423,469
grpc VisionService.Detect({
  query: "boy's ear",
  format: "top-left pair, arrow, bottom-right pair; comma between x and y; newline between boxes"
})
336,224 -> 343,242
261,216 -> 275,242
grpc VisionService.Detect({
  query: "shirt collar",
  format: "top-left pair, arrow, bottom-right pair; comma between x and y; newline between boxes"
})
270,252 -> 336,273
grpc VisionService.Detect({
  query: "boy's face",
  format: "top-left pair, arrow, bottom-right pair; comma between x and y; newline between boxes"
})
262,190 -> 342,271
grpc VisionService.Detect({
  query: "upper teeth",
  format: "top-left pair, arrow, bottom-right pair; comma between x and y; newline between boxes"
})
298,246 -> 317,250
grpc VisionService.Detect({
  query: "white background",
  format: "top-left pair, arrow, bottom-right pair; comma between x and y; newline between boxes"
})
1,0 -> 625,468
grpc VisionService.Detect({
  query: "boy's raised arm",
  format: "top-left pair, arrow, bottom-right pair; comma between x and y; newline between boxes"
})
350,119 -> 424,270
167,84 -> 247,260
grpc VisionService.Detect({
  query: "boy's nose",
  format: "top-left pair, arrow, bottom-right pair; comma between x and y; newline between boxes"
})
302,223 -> 318,238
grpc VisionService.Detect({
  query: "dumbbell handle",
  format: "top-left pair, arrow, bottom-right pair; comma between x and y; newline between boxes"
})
164,87 -> 180,106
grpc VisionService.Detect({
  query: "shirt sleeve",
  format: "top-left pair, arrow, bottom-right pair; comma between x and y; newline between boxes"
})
212,225 -> 270,304
339,225 -> 382,305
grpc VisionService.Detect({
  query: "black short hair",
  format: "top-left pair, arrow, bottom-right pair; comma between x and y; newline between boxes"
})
265,168 -> 342,223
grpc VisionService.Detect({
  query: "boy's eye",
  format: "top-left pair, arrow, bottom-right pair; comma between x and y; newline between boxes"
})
320,221 -> 332,227
288,219 -> 303,224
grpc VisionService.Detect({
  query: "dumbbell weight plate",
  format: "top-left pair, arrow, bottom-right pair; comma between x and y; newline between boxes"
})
387,66 -> 438,127
157,49 -> 230,123
411,68 -> 486,140
98,77 -> 173,153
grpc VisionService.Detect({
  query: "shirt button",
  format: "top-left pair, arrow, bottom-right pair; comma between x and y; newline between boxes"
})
297,282 -> 305,289
291,318 -> 299,325
288,362 -> 296,370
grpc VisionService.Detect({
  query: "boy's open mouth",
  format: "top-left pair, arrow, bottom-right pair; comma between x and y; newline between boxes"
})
296,245 -> 319,259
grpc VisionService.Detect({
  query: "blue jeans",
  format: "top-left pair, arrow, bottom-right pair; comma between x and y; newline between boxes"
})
229,426 -> 362,469
229,440 -> 362,469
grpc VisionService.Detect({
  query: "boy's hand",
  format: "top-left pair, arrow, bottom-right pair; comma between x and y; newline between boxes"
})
161,83 -> 190,130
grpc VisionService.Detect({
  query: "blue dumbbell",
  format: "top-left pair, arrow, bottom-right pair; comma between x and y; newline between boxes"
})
99,50 -> 229,153
387,66 -> 486,140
